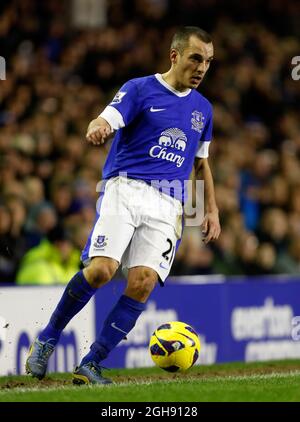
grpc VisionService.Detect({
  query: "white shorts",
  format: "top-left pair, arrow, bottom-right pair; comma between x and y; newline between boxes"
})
81,177 -> 183,282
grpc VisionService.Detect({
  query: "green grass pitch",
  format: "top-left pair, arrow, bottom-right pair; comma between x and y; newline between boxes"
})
1,360 -> 300,402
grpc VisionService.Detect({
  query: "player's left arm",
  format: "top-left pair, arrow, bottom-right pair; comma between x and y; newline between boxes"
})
194,157 -> 221,244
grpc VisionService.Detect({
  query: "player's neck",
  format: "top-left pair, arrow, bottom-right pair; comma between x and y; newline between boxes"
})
161,71 -> 189,93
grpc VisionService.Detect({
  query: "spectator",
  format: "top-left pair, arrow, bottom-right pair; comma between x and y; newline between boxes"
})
275,237 -> 300,275
0,205 -> 21,283
252,243 -> 277,275
16,224 -> 80,285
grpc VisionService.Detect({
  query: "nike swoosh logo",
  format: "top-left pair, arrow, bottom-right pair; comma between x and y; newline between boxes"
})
150,106 -> 166,112
111,322 -> 128,335
159,262 -> 169,270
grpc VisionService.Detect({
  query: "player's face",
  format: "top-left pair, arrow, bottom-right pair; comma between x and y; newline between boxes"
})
173,36 -> 214,90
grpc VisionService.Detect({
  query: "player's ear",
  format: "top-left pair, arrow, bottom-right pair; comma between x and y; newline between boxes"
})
170,48 -> 179,65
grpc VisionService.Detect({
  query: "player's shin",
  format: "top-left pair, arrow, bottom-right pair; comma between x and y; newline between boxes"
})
80,294 -> 146,365
39,270 -> 97,345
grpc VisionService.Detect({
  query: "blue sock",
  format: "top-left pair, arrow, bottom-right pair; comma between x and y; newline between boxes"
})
81,295 -> 146,365
39,270 -> 97,346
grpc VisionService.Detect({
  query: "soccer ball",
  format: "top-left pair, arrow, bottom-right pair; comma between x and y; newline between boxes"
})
149,321 -> 200,372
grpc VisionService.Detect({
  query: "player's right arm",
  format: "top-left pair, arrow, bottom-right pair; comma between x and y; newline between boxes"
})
86,116 -> 112,145
86,80 -> 142,146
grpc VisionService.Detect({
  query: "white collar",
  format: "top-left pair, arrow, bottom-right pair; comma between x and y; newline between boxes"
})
155,73 -> 191,97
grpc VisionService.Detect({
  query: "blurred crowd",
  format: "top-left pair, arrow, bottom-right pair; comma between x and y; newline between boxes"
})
0,0 -> 300,284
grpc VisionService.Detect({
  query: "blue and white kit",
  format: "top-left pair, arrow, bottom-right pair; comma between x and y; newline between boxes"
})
82,73 -> 213,281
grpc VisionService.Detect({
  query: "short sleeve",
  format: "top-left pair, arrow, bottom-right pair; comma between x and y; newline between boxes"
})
195,106 -> 213,158
99,80 -> 142,130
201,108 -> 213,142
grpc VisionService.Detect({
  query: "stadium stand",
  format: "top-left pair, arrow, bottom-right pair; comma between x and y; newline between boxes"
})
0,0 -> 300,283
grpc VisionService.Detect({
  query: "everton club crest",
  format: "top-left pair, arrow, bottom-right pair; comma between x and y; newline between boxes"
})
191,111 -> 205,133
93,235 -> 107,249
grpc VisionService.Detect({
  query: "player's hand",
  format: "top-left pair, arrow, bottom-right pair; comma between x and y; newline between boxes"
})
86,124 -> 111,145
201,210 -> 221,244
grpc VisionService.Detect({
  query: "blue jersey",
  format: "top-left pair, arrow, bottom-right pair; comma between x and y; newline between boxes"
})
101,74 -> 213,202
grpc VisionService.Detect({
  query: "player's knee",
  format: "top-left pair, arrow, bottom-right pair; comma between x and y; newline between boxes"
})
126,268 -> 157,302
84,257 -> 118,288
87,264 -> 115,287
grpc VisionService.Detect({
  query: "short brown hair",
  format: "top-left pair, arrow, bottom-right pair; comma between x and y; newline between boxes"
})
171,26 -> 212,54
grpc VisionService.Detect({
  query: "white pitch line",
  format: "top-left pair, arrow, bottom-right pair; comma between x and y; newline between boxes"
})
202,370 -> 300,383
1,370 -> 300,395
